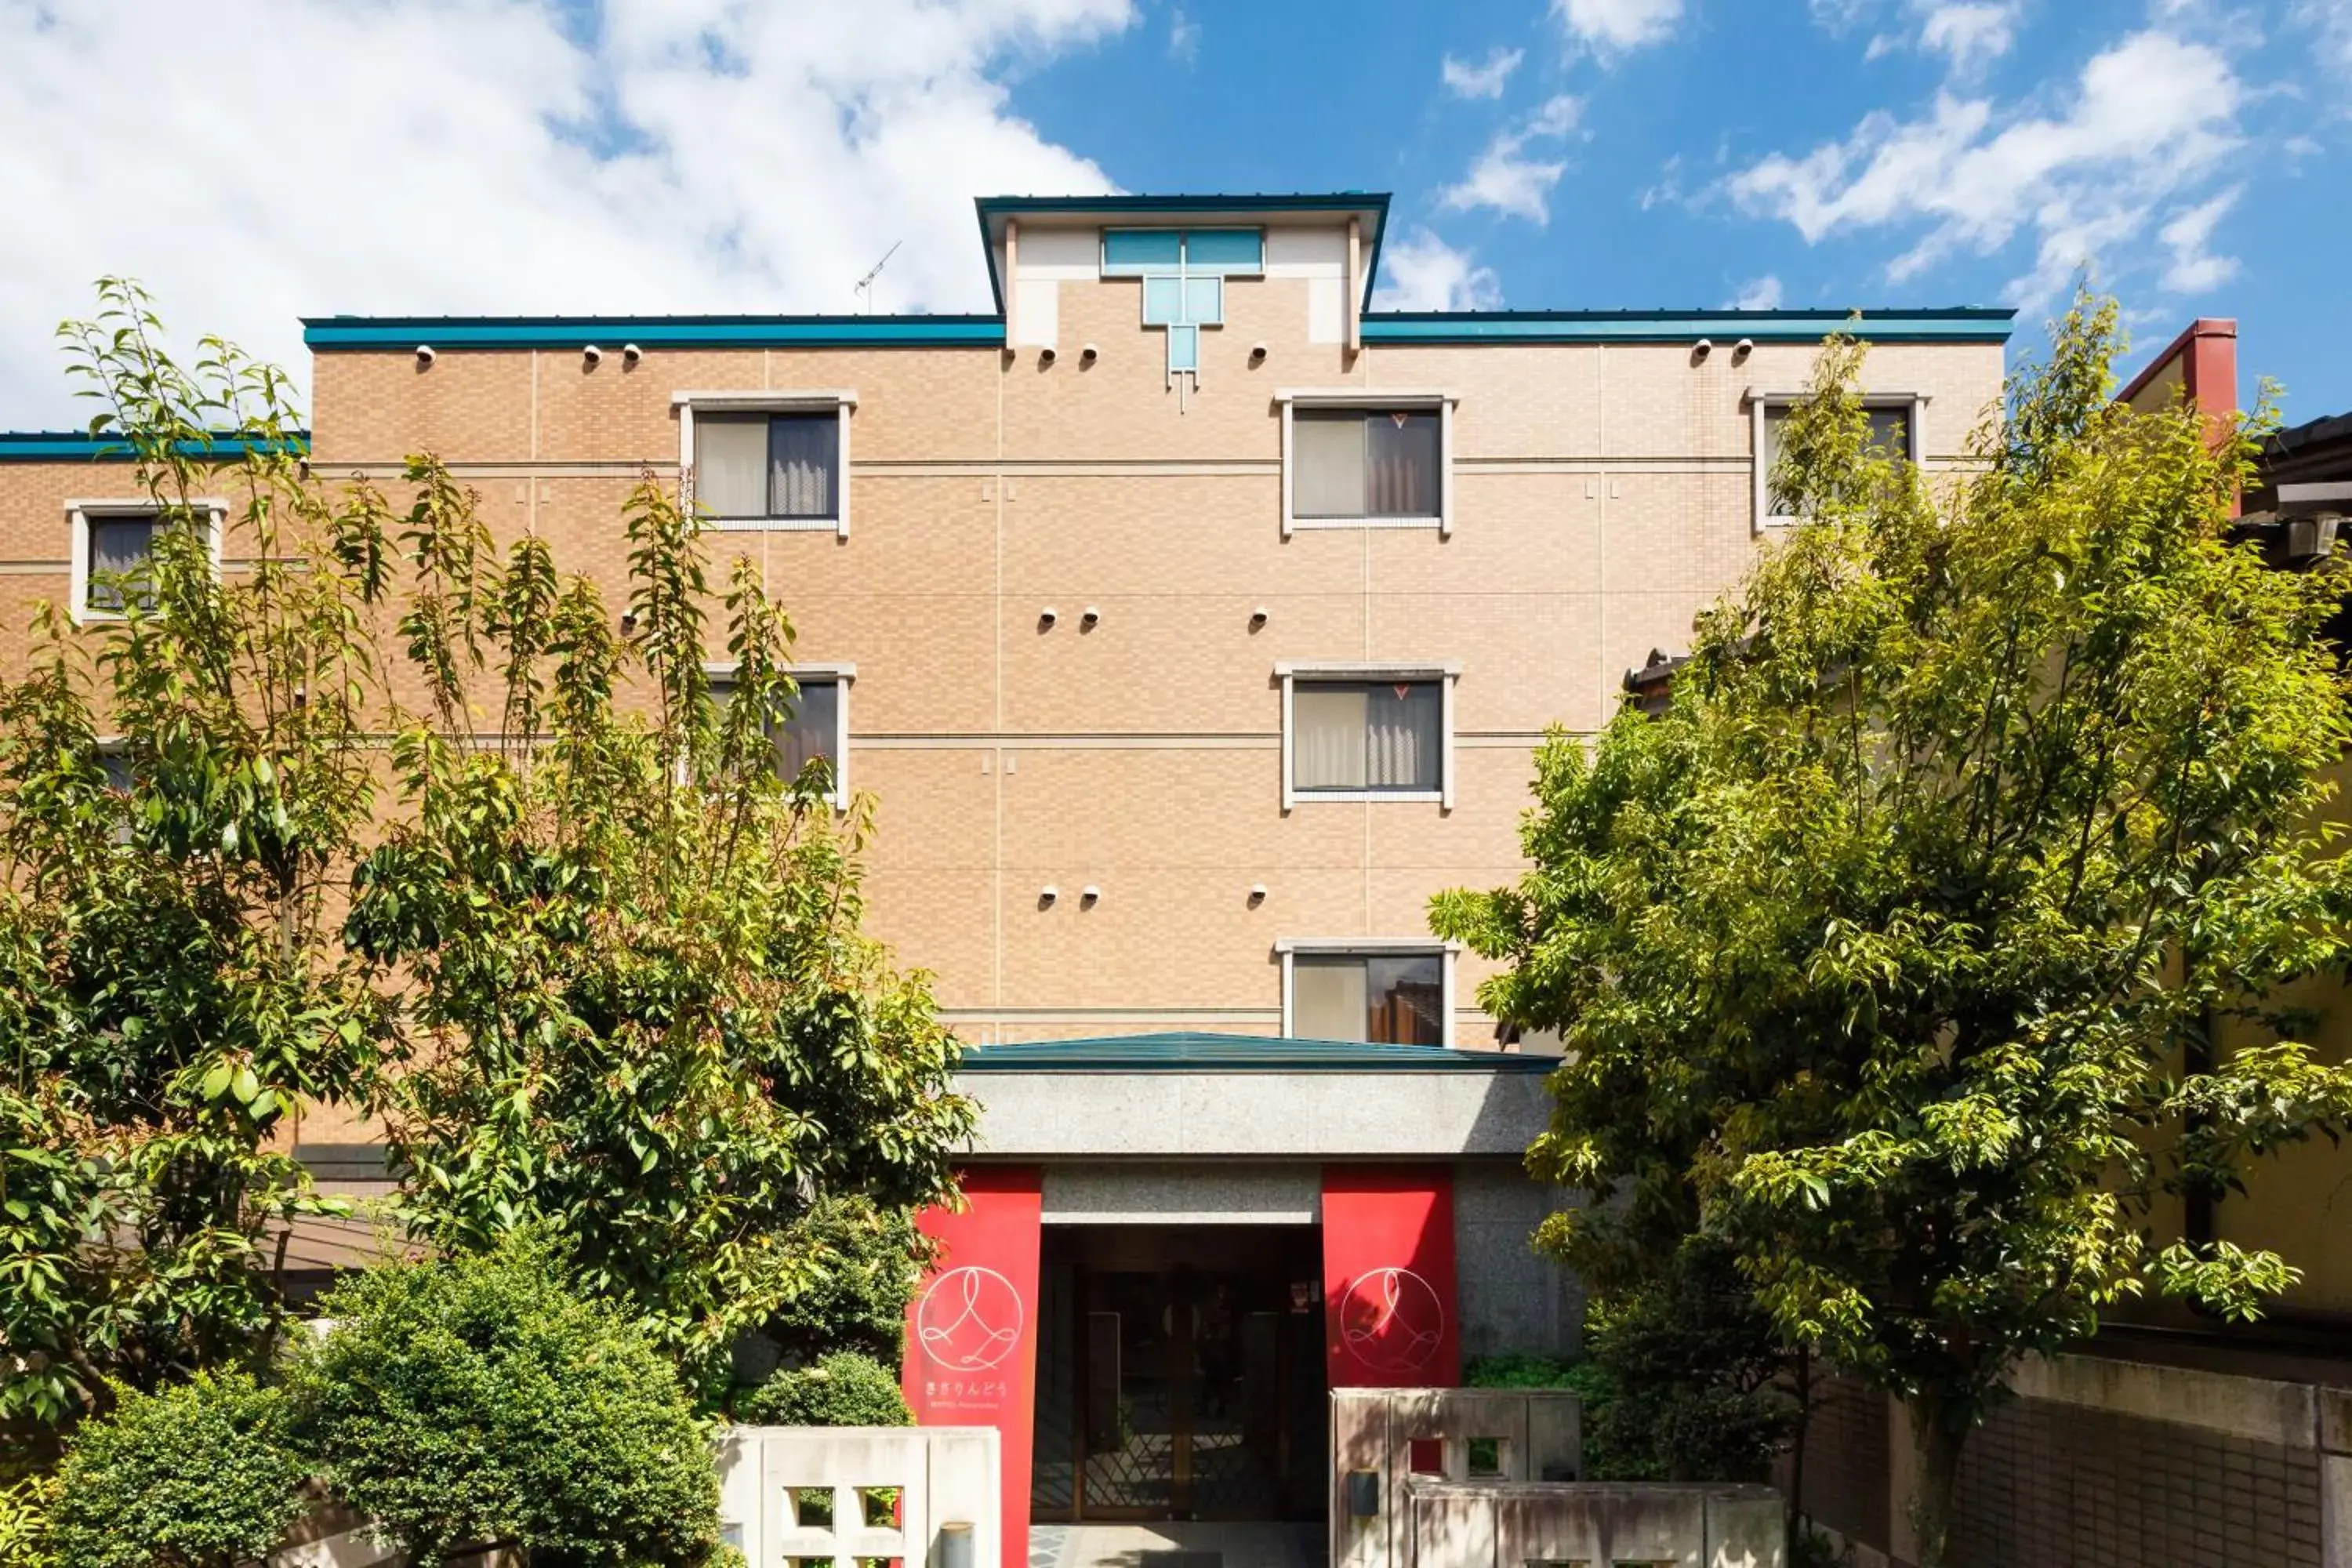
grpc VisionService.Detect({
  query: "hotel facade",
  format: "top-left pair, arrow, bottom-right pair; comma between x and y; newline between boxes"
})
0,193 -> 2075,1559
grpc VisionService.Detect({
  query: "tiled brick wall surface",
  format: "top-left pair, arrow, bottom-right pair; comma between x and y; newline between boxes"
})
1795,1374 -> 1891,1550
1949,1389 -> 2322,1568
4,256 -> 2008,1041
1798,1373 -> 2328,1568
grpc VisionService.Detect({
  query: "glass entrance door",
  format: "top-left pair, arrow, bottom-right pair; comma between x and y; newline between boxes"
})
1034,1225 -> 1325,1523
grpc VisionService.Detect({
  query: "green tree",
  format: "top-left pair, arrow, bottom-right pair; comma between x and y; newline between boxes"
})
344,466 -> 973,1394
0,281 -> 397,1425
1434,296 -> 2352,1566
46,1370 -> 309,1568
292,1233 -> 719,1567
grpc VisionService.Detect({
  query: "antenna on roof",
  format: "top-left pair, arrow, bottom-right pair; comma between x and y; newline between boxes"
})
853,241 -> 902,314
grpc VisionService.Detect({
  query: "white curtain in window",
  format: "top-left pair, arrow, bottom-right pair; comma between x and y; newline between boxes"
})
773,679 -> 840,788
1294,956 -> 1369,1042
1364,682 -> 1440,790
768,415 -> 837,519
1294,684 -> 1369,789
1365,412 -> 1439,517
1293,410 -> 1367,519
695,416 -> 769,517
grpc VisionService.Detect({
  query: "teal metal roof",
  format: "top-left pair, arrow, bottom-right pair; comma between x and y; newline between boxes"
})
1363,307 -> 2014,345
958,1031 -> 1554,1073
0,430 -> 309,462
302,315 -> 1004,351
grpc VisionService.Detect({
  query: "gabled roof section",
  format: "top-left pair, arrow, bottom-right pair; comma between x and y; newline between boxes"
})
958,1030 -> 1552,1073
0,430 -> 309,462
302,315 -> 1004,351
1363,307 -> 2013,346
973,192 -> 1392,314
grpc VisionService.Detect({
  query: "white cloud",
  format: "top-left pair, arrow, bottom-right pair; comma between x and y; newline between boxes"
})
1552,0 -> 1683,55
1167,6 -> 1200,63
2158,187 -> 2242,293
1730,275 -> 1786,310
0,0 -> 1136,427
1372,229 -> 1504,312
1439,94 -> 1584,224
2292,0 -> 2352,69
1918,2 -> 2022,71
1726,30 -> 2243,305
1441,45 -> 1525,99
1825,0 -> 2023,74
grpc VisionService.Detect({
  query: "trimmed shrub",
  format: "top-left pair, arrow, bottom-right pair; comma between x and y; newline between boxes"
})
290,1233 -> 718,1567
46,1372 -> 307,1568
735,1351 -> 912,1428
764,1198 -> 927,1367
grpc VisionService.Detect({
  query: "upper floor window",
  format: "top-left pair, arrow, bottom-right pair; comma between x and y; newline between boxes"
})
1279,392 -> 1457,536
674,391 -> 857,538
708,662 -> 855,809
69,499 -> 223,622
1101,227 -> 1264,380
1279,939 -> 1456,1047
1276,662 -> 1458,811
1751,390 -> 1924,531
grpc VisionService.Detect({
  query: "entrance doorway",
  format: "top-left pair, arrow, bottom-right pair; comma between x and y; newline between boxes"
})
1032,1225 -> 1327,1523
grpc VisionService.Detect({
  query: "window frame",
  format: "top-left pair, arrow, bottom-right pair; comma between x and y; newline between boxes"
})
1274,660 -> 1460,811
702,659 -> 856,811
1276,937 -> 1461,1050
1748,387 -> 1928,533
67,498 -> 226,624
673,390 -> 858,538
1276,389 -> 1458,538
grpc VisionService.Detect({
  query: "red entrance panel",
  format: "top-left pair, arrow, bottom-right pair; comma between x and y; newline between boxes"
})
904,1167 -> 1042,1568
1319,1167 -> 1461,1388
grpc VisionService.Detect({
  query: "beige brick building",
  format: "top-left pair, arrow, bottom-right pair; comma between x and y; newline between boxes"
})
2,194 -> 2027,1550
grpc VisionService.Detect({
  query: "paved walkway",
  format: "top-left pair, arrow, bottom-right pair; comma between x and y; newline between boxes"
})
1029,1523 -> 1324,1568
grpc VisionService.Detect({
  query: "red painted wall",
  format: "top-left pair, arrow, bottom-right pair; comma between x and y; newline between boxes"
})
1319,1166 -> 1462,1388
904,1167 -> 1042,1568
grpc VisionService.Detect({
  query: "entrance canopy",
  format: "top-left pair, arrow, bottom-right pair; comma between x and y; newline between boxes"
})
955,1033 -> 1553,1160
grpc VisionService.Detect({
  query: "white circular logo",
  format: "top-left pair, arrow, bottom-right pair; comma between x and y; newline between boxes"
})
1338,1266 -> 1446,1374
915,1265 -> 1025,1372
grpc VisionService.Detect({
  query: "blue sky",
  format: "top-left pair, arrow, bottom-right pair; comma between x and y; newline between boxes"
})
1,0 -> 2345,427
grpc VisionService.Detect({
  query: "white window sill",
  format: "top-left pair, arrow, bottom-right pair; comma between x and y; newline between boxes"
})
709,517 -> 841,533
1288,516 -> 1445,532
1290,789 -> 1446,804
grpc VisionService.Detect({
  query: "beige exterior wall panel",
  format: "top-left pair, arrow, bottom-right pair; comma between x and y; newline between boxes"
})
1368,590 -> 1602,735
1001,278 -> 1339,462
1000,590 -> 1361,735
999,747 -> 1359,873
861,865 -> 995,1011
1369,472 -> 1600,597
532,349 -> 750,465
995,870 -> 1288,1010
1005,474 -> 1319,597
310,350 -> 536,466
1363,344 -> 1602,459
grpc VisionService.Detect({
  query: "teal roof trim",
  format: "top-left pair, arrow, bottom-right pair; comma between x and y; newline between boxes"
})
957,1031 -> 1553,1073
1363,308 -> 2014,345
0,431 -> 310,462
301,316 -> 1006,350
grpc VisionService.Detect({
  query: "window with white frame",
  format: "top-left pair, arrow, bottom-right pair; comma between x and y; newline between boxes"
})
1279,939 -> 1456,1047
1276,662 -> 1457,809
68,499 -> 223,621
707,663 -> 854,808
675,392 -> 856,535
1751,390 -> 1925,530
1279,392 -> 1457,535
